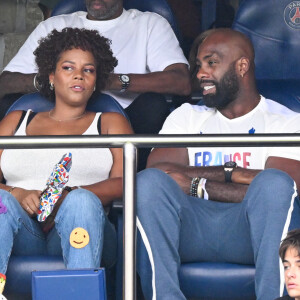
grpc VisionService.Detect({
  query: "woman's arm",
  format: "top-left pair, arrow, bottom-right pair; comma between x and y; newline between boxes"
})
0,111 -> 42,215
0,110 -> 25,185
79,112 -> 133,206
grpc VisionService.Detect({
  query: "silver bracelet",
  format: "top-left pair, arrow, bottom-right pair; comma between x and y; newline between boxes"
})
33,74 -> 41,91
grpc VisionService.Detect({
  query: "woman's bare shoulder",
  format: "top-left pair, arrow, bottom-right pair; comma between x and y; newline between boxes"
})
101,112 -> 133,134
0,110 -> 24,136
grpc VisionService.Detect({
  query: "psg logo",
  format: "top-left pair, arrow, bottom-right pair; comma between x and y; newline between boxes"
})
284,1 -> 300,29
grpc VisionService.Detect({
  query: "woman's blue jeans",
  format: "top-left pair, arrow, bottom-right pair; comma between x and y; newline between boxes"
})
0,188 -> 117,274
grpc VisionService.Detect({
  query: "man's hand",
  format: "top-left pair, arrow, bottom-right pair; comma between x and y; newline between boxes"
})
165,170 -> 191,194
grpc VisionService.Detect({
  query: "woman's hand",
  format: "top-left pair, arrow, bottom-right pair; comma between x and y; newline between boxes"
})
13,188 -> 42,217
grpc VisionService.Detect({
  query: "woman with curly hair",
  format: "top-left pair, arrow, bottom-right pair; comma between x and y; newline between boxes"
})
0,27 -> 132,294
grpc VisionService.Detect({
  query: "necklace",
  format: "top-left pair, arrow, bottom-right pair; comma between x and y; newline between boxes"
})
48,110 -> 86,122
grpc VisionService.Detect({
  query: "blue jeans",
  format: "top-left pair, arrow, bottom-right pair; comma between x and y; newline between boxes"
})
136,168 -> 300,300
0,188 -> 117,274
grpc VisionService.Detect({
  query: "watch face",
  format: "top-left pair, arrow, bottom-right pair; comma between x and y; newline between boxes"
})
120,75 -> 130,83
224,161 -> 237,168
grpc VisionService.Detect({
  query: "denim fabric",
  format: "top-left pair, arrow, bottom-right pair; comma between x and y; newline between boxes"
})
0,188 -> 116,274
136,168 -> 300,300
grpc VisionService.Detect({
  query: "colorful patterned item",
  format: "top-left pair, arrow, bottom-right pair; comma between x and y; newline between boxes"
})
0,273 -> 6,294
37,153 -> 72,222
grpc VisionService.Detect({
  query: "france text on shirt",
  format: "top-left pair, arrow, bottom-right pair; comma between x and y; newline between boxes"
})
194,151 -> 251,168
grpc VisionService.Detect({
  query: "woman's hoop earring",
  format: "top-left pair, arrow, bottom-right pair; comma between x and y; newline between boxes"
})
50,82 -> 54,90
93,85 -> 96,92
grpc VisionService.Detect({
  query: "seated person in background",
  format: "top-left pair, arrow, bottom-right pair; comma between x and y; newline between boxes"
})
276,229 -> 300,300
0,27 -> 132,295
135,28 -> 300,300
166,0 -> 201,57
0,0 -> 191,169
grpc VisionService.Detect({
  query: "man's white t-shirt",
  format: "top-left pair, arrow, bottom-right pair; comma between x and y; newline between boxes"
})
4,9 -> 188,108
160,96 -> 300,169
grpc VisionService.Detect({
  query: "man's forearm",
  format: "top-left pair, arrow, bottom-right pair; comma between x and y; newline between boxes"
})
106,66 -> 191,96
205,180 -> 249,203
153,162 -> 261,203
0,72 -> 36,98
186,165 -> 261,185
152,162 -> 261,185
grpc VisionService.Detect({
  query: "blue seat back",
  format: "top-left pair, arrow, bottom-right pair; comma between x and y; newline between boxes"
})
232,0 -> 300,112
232,0 -> 300,80
51,0 -> 181,43
6,92 -> 128,118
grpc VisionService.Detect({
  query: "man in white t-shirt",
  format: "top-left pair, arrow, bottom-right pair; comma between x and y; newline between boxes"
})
136,28 -> 300,300
0,0 -> 190,168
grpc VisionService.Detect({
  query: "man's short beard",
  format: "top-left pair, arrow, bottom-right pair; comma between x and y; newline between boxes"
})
86,0 -> 121,20
202,62 -> 240,110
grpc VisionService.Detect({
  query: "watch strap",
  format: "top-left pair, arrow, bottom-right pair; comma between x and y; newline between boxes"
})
224,169 -> 233,183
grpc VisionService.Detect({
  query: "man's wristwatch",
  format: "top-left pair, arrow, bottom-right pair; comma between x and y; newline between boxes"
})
224,161 -> 237,183
118,74 -> 130,92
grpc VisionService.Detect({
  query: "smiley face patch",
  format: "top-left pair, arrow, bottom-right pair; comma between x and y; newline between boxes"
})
69,227 -> 90,249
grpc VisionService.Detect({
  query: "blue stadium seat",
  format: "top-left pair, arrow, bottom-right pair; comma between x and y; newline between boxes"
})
4,92 -> 127,299
6,92 -> 128,118
232,0 -> 300,112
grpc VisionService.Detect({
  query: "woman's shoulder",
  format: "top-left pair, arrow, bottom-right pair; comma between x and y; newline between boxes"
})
100,111 -> 129,123
100,112 -> 133,134
3,110 -> 24,120
0,110 -> 26,136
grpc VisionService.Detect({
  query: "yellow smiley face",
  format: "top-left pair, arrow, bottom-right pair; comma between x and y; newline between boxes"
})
69,227 -> 90,249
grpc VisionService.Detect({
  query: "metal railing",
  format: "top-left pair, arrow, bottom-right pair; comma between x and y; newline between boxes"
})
1,133 -> 300,300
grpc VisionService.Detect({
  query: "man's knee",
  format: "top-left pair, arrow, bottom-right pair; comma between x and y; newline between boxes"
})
137,168 -> 170,199
249,168 -> 296,208
137,168 -> 182,214
253,168 -> 295,194
255,168 -> 294,185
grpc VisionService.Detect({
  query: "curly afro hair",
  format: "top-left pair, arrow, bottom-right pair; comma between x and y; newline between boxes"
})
34,27 -> 118,100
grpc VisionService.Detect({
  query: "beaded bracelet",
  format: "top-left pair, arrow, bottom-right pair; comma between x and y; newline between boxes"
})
190,177 -> 200,197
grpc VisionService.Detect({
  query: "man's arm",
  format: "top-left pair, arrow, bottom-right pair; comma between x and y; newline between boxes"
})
106,63 -> 191,96
0,72 -> 36,99
148,148 -> 259,183
147,148 -> 261,203
148,148 -> 300,203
